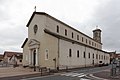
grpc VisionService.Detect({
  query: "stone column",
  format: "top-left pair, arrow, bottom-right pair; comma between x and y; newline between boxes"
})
29,50 -> 32,65
31,51 -> 33,66
35,48 -> 39,66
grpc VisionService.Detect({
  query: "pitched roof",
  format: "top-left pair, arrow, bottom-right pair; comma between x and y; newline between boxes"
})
21,38 -> 28,48
26,12 -> 102,44
116,54 -> 120,58
3,51 -> 23,57
9,53 -> 23,60
44,29 -> 109,54
0,54 -> 3,59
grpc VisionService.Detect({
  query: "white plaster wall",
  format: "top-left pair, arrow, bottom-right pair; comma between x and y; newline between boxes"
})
23,41 -> 29,66
59,39 -> 99,68
59,39 -> 110,68
27,14 -> 58,69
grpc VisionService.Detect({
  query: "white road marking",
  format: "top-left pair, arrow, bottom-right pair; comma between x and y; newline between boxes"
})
78,74 -> 86,78
80,78 -> 90,80
61,72 -> 86,78
71,73 -> 84,77
61,72 -> 75,76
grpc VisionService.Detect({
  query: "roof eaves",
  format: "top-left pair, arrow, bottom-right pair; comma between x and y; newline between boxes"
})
26,12 -> 102,44
26,12 -> 46,27
21,38 -> 28,48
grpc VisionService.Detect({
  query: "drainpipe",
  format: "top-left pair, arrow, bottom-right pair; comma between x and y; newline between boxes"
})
85,46 -> 86,67
57,38 -> 60,70
97,50 -> 98,66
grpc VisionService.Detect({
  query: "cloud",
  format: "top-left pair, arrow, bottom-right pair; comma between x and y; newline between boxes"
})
97,0 -> 120,52
0,0 -> 28,53
0,0 -> 120,53
83,0 -> 120,52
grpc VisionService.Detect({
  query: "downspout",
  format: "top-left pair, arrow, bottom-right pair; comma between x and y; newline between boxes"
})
85,46 -> 86,67
97,50 -> 98,66
57,38 -> 60,70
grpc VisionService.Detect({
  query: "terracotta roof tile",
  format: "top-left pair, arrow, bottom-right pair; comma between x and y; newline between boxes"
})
3,51 -> 22,57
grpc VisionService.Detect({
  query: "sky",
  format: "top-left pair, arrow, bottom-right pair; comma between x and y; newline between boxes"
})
0,0 -> 120,54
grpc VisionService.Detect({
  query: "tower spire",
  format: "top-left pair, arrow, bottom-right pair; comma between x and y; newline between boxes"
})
93,26 -> 102,43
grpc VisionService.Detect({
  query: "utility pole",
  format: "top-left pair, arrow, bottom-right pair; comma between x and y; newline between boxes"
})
111,51 -> 116,76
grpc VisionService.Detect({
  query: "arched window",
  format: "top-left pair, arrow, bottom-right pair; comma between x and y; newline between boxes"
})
92,42 -> 94,46
57,25 -> 59,33
86,39 -> 87,43
93,53 -> 94,59
99,55 -> 100,59
88,53 -> 90,58
72,32 -> 74,38
33,25 -> 38,34
69,49 -> 72,57
45,49 -> 49,60
83,51 -> 86,58
77,35 -> 79,40
65,29 -> 67,36
82,37 -> 84,42
77,50 -> 79,58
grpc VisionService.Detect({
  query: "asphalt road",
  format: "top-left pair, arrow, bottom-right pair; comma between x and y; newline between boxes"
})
21,66 -> 110,80
0,66 -> 111,80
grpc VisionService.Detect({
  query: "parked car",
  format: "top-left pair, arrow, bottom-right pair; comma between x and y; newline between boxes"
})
99,61 -> 103,67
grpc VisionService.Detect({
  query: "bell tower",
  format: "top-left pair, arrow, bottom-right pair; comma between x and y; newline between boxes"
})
93,26 -> 101,43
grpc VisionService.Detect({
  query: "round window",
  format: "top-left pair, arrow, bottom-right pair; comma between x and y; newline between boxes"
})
34,25 -> 38,34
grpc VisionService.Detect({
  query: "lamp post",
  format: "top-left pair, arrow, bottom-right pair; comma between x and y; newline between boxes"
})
111,51 -> 116,76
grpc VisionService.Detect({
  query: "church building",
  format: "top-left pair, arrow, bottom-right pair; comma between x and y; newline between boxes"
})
21,12 -> 110,70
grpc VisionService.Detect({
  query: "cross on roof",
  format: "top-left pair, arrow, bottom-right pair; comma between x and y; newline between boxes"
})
34,6 -> 36,12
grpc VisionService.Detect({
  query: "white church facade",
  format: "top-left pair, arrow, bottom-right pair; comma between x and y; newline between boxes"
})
22,12 -> 110,70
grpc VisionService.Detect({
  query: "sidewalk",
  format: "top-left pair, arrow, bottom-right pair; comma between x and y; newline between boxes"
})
0,66 -> 120,80
0,67 -> 40,78
92,69 -> 120,80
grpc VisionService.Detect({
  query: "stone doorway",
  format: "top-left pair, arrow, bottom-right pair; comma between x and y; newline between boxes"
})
33,50 -> 36,67
28,39 -> 40,69
33,49 -> 36,71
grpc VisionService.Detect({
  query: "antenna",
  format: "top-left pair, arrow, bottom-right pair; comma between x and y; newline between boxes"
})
34,6 -> 36,12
